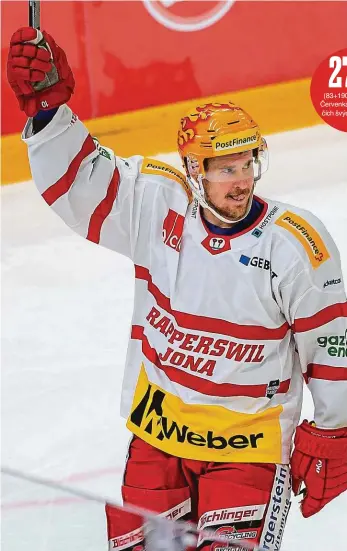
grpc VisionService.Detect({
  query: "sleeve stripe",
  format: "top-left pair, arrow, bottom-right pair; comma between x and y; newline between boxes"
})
42,135 -> 96,206
293,302 -> 347,333
86,167 -> 120,244
305,363 -> 347,382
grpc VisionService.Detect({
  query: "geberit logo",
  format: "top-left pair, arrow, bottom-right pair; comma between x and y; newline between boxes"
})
126,366 -> 283,462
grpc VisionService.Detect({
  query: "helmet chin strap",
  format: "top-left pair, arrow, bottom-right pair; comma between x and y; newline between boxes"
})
187,176 -> 256,225
186,159 -> 262,225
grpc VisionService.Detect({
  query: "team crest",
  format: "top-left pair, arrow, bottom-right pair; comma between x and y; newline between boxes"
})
201,235 -> 231,255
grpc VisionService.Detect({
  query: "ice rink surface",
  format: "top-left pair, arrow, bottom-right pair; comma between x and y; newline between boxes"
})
2,123 -> 347,550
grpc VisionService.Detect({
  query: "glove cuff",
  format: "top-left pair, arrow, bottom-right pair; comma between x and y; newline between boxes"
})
294,420 -> 347,459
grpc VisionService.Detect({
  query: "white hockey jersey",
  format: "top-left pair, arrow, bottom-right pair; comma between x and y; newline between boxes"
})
23,105 -> 347,464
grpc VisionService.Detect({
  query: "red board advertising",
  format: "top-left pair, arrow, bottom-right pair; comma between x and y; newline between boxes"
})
2,1 -> 347,134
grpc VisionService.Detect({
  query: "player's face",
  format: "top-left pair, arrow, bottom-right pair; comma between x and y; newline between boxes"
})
203,151 -> 254,223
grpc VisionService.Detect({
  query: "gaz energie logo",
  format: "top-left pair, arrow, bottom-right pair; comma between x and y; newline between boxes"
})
143,0 -> 235,32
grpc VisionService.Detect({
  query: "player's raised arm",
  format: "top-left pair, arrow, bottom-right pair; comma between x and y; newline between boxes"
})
7,27 -> 148,259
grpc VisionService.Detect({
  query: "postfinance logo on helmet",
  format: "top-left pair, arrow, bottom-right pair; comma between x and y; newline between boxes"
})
177,103 -> 269,224
213,130 -> 261,153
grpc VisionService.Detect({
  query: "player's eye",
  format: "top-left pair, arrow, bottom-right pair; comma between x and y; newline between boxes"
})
221,167 -> 235,174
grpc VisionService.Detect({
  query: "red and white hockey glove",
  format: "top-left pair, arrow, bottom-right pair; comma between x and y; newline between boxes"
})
291,420 -> 347,517
7,27 -> 75,117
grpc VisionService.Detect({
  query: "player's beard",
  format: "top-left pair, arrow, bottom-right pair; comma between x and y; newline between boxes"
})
204,185 -> 254,223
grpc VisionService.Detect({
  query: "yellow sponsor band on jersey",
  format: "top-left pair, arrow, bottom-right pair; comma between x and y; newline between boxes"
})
141,158 -> 192,200
275,211 -> 330,268
127,364 -> 283,463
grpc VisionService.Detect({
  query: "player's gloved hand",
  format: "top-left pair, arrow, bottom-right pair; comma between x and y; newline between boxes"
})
291,420 -> 347,517
7,27 -> 75,117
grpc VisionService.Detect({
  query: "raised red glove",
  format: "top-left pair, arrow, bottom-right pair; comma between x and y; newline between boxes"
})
7,27 -> 75,117
291,420 -> 347,517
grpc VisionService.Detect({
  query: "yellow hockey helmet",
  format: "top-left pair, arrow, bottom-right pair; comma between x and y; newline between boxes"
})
177,102 -> 268,223
178,101 -> 268,180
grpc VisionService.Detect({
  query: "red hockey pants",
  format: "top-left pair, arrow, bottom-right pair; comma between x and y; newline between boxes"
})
106,437 -> 291,551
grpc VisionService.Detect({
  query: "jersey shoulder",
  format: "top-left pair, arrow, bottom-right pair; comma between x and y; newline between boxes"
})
140,157 -> 192,202
267,198 -> 337,270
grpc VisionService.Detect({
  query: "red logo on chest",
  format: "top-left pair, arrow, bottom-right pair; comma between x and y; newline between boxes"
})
201,235 -> 232,255
162,209 -> 185,252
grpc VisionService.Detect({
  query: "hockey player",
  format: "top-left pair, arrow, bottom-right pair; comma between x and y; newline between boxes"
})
7,28 -> 347,551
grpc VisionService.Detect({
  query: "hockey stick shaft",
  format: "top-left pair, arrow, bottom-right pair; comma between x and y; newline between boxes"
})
29,0 -> 40,29
2,466 -> 260,550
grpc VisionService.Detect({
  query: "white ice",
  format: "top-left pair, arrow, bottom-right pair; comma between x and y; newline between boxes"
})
2,123 -> 347,550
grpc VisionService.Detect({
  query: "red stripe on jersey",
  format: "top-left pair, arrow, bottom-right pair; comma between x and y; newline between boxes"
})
131,325 -> 291,398
42,135 -> 96,206
306,363 -> 347,382
86,168 -> 120,244
135,265 -> 290,340
293,302 -> 347,333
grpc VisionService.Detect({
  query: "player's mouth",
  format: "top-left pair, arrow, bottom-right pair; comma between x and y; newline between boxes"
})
226,193 -> 248,203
